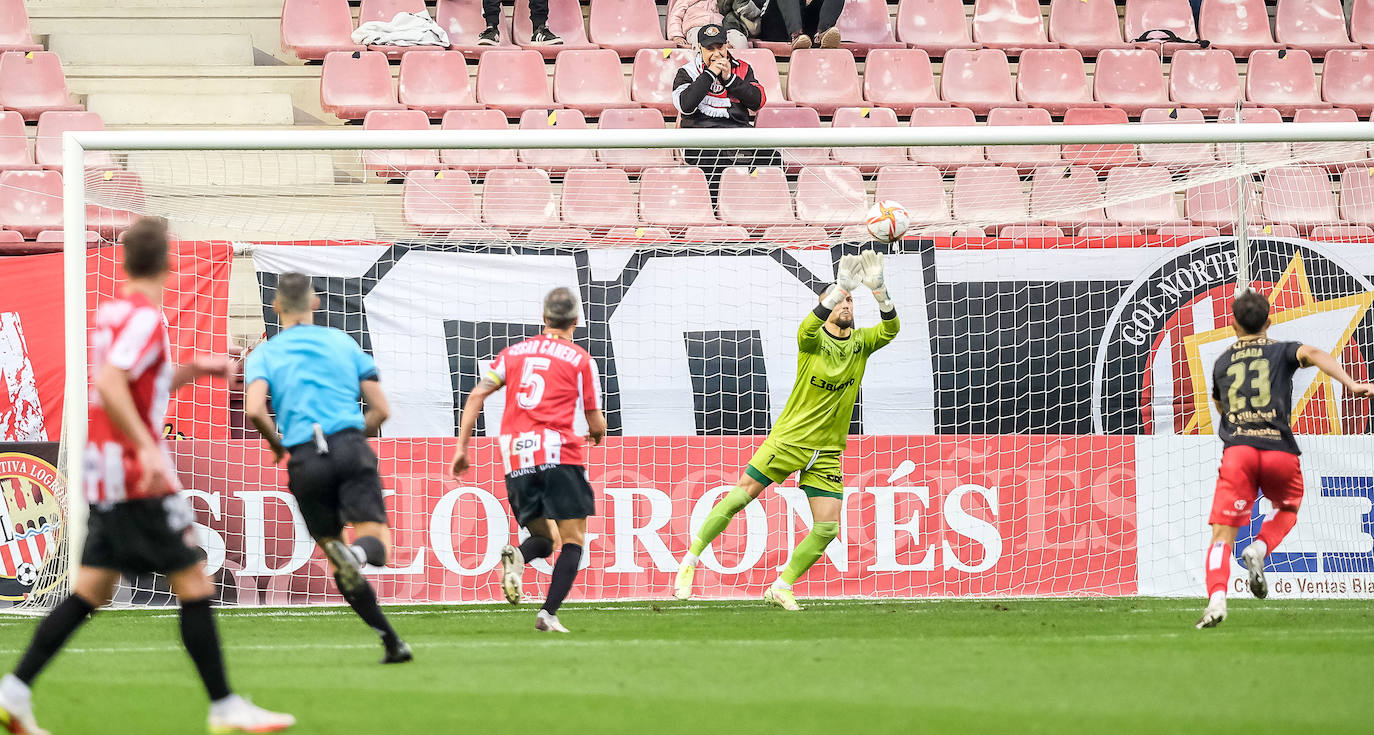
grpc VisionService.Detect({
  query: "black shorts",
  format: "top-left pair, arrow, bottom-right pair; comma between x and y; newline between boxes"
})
82,495 -> 202,576
287,428 -> 388,540
505,464 -> 595,527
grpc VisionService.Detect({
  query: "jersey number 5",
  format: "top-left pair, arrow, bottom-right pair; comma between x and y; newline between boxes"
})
1225,359 -> 1272,412
516,357 -> 552,409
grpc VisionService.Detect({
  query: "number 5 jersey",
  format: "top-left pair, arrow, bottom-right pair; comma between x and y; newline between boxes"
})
486,334 -> 601,472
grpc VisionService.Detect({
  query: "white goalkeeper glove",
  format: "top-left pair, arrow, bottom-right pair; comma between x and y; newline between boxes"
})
858,250 -> 893,312
823,254 -> 862,309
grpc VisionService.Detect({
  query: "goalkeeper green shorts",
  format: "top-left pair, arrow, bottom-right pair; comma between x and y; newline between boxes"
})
744,436 -> 844,498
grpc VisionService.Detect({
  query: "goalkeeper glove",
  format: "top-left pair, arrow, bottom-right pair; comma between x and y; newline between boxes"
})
823,254 -> 862,309
858,250 -> 894,312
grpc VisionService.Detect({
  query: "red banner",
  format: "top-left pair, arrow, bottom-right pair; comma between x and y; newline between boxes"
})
172,436 -> 1137,604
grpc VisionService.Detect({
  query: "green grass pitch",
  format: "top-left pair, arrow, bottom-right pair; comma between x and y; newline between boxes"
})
2,598 -> 1372,734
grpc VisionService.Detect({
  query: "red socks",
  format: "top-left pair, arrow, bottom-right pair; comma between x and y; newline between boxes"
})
1258,510 -> 1299,553
1205,541 -> 1231,597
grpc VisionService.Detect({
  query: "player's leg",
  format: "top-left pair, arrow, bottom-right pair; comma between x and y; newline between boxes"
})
536,517 -> 586,634
342,521 -> 391,568
1197,446 -> 1258,629
1240,451 -> 1305,599
501,518 -> 556,605
766,453 -> 844,612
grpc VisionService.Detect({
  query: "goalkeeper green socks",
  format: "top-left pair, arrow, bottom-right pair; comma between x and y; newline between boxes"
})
779,521 -> 839,586
686,486 -> 754,559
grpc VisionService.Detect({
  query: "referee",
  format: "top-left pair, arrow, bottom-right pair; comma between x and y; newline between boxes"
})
244,272 -> 411,664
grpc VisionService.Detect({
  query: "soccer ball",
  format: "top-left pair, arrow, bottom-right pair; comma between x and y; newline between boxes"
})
15,562 -> 37,587
865,201 -> 910,243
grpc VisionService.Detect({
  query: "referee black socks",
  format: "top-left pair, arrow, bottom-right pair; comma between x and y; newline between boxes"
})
13,594 -> 96,685
541,543 -> 583,616
350,535 -> 387,567
518,535 -> 554,562
335,573 -> 399,644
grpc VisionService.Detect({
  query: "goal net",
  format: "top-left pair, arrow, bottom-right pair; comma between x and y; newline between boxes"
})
12,121 -> 1374,612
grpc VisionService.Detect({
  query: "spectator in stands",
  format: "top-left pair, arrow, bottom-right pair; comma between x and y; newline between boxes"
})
716,0 -> 766,46
669,0 -> 747,49
759,0 -> 845,49
673,24 -> 779,200
479,0 -> 560,46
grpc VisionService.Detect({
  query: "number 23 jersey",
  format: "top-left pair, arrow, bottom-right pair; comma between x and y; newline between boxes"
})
1211,337 -> 1302,455
487,334 -> 601,472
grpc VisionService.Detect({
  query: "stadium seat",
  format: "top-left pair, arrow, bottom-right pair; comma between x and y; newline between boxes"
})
588,0 -> 667,55
1031,165 -> 1108,230
1293,107 -> 1368,167
831,107 -> 905,172
1015,48 -> 1094,115
731,49 -> 788,108
718,166 -> 795,228
795,167 -> 867,227
1261,166 -> 1339,231
603,226 -> 671,242
1078,225 -> 1143,237
1167,49 -> 1242,113
446,227 -> 511,240
896,0 -> 978,54
908,106 -> 983,170
985,107 -> 1061,170
358,0 -> 445,58
638,166 -> 717,226
37,111 -> 115,171
874,165 -> 950,226
1048,0 -> 1127,56
1154,224 -> 1221,238
437,0 -> 514,54
524,226 -> 592,242
1124,0 -> 1198,53
320,51 -> 403,120
402,169 -> 480,233
517,108 -> 595,172
1104,165 -> 1184,227
1310,223 -> 1374,239
0,110 -> 36,170
85,169 -> 143,238
280,0 -> 361,60
1185,177 -> 1245,230
971,0 -> 1056,53
1199,0 -> 1281,57
0,170 -> 62,238
756,106 -> 830,171
513,0 -> 595,55
1138,107 -> 1214,165
553,49 -> 635,116
1275,0 -> 1356,57
362,110 -> 440,177
1216,107 -> 1290,163
952,165 -> 1028,229
630,48 -> 696,115
862,49 -> 941,115
834,0 -> 905,55
785,50 -> 861,115
999,225 -> 1065,239
1355,0 -> 1374,46
940,48 -> 1018,114
753,224 -> 823,243
32,230 -> 99,244
439,109 -> 519,174
0,0 -> 40,53
0,51 -> 82,121
1245,49 -> 1327,116
1093,49 -> 1168,116
597,108 -> 676,171
1321,50 -> 1374,116
482,167 -> 560,229
476,49 -> 556,117
1062,107 -> 1136,168
683,225 -> 751,242
1247,223 -> 1301,238
399,52 -> 481,118
561,167 -> 639,228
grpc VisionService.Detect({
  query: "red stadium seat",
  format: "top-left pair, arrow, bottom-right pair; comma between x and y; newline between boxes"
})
940,48 -> 1018,115
831,107 -> 905,172
588,0 -> 667,56
1355,0 -> 1374,46
1124,0 -> 1198,53
795,166 -> 867,226
1031,165 -> 1108,230
554,49 -> 635,116
597,108 -> 676,171
630,48 -> 695,115
399,52 -> 482,118
1048,0 -> 1127,56
638,167 -> 717,226
1275,0 -> 1356,57
1261,166 -> 1339,231
1015,48 -> 1093,115
476,49 -> 556,117
0,0 -> 41,53
1186,177 -> 1245,230
862,49 -> 941,115
1093,49 -> 1168,116
320,51 -> 403,120
1167,49 -> 1241,114
363,109 -> 440,177
1246,49 -> 1327,116
561,167 -> 639,228
482,167 -> 560,229
0,51 -> 82,121
985,107 -> 1061,170
1062,107 -> 1136,168
952,165 -> 1028,229
683,225 -> 751,242
358,0 -> 445,59
1293,107 -> 1368,167
447,227 -> 511,240
1248,223 -> 1301,238
518,108 -> 595,172
874,165 -> 950,227
760,225 -> 829,243
1321,50 -> 1374,116
718,166 -> 794,228
972,0 -> 1055,53
0,110 -> 36,170
603,226 -> 672,242
785,50 -> 862,116
403,170 -> 480,233
1104,165 -> 1184,227
1216,107 -> 1290,163
908,106 -> 982,170
756,106 -> 830,172
1138,107 -> 1214,165
834,0 -> 905,55
0,170 -> 62,238
513,0 -> 595,55
1310,223 -> 1374,239
1199,0 -> 1280,57
896,0 -> 977,55
524,226 -> 592,242
439,109 -> 518,174
437,0 -> 514,54
281,0 -> 361,60
731,49 -> 788,108
1155,224 -> 1221,238
32,230 -> 99,244
85,170 -> 143,239
999,225 -> 1065,238
1079,225 -> 1143,237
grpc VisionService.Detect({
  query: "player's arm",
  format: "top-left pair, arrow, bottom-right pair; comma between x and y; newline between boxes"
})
800,254 -> 863,350
360,378 -> 390,437
581,357 -> 606,446
95,363 -> 173,494
451,375 -> 503,478
858,250 -> 900,350
243,378 -> 287,464
1296,344 -> 1374,398
171,355 -> 232,390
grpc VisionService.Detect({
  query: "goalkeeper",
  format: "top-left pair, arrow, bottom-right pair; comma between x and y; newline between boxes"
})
673,251 -> 899,610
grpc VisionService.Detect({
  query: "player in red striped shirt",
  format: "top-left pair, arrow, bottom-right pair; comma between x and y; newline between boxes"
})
450,287 -> 606,633
0,218 -> 294,735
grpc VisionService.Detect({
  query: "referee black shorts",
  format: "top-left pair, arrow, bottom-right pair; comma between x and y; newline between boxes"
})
82,495 -> 203,576
286,428 -> 389,540
505,464 -> 596,527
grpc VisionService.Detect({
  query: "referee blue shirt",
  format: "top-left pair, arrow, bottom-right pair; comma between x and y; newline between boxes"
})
245,324 -> 378,448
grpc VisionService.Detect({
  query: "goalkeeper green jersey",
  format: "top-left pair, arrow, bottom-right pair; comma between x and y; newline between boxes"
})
767,305 -> 900,451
